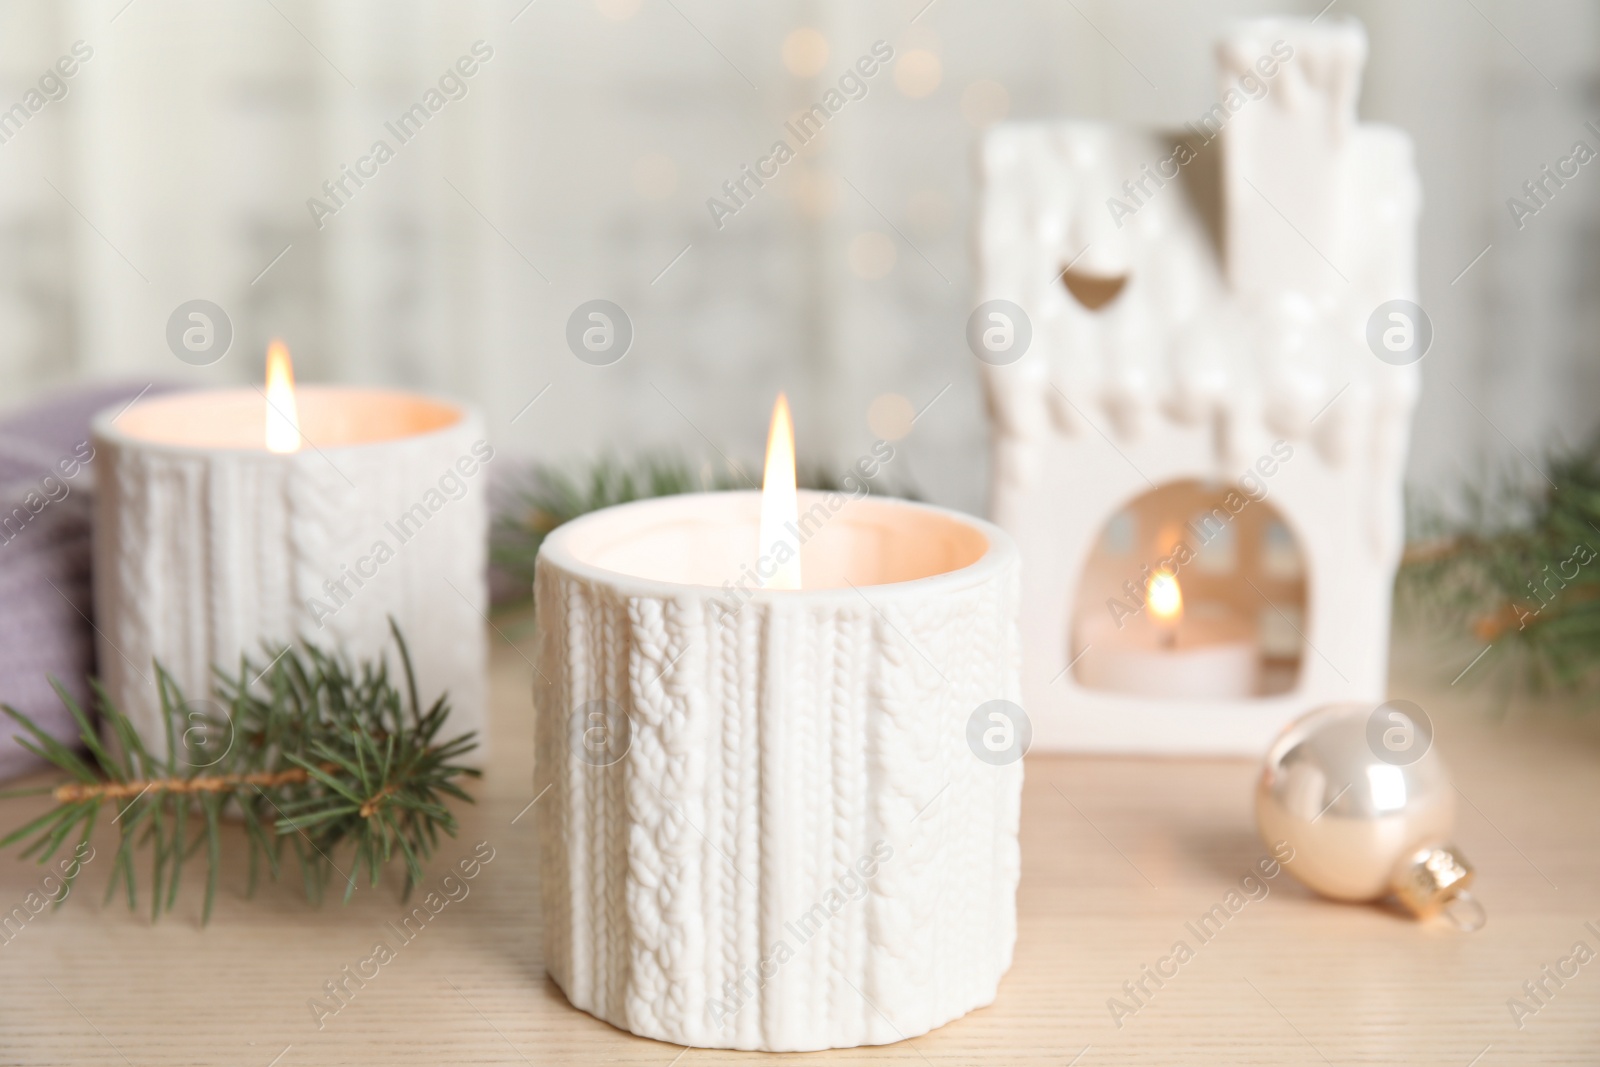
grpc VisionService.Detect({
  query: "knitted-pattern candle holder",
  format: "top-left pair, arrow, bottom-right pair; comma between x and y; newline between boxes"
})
91,387 -> 490,760
534,491 -> 1022,1051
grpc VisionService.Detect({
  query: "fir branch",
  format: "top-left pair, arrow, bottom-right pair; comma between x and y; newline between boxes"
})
490,452 -> 743,594
1400,435 -> 1600,694
51,767 -> 320,802
0,620 -> 478,922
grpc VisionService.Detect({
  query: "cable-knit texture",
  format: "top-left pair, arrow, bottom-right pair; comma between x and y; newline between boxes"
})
623,595 -> 708,1037
92,421 -> 490,763
534,545 -> 1022,1052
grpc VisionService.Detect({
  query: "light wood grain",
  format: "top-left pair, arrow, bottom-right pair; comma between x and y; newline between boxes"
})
0,615 -> 1596,1065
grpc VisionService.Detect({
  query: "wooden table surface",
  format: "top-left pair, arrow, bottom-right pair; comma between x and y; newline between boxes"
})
0,615 -> 1596,1065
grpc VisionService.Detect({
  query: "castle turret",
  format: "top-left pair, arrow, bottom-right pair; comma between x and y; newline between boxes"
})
1218,20 -> 1368,299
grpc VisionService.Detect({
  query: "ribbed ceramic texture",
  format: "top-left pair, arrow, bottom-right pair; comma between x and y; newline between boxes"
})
90,417 -> 489,761
534,544 -> 1022,1051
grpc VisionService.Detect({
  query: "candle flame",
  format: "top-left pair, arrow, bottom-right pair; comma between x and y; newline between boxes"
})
1148,571 -> 1182,623
264,340 -> 301,454
758,392 -> 802,590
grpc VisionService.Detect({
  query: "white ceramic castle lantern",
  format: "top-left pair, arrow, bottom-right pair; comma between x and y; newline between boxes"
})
977,18 -> 1421,754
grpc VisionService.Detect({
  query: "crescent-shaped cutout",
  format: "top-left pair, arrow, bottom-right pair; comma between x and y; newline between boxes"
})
1061,269 -> 1129,310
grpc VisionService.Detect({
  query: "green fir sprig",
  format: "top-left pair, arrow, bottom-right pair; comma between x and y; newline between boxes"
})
491,453 -> 745,593
1401,436 -> 1600,694
0,621 -> 478,923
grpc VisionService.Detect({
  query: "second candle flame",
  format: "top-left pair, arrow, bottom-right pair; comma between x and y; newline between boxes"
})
265,340 -> 301,454
758,392 -> 802,590
1148,571 -> 1182,624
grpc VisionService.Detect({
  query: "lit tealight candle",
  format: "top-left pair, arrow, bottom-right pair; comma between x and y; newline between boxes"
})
91,343 -> 491,760
1074,572 -> 1261,699
1147,569 -> 1181,648
531,396 -> 1023,1051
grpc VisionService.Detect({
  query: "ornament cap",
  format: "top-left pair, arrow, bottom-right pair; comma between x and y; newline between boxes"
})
1391,844 -> 1480,926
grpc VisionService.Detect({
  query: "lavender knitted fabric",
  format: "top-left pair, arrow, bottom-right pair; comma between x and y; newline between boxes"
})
0,383 -> 177,780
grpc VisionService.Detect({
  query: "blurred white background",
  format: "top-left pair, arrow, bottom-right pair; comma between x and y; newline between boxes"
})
0,0 -> 1594,514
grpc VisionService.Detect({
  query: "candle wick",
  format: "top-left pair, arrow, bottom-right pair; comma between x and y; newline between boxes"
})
1160,628 -> 1177,650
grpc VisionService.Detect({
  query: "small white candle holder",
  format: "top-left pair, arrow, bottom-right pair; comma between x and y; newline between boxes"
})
533,490 -> 1022,1051
91,386 -> 490,759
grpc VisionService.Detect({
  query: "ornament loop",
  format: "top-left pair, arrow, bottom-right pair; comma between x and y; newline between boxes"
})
1442,889 -> 1487,933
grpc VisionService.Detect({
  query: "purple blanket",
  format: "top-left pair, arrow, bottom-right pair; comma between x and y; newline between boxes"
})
0,383 -> 175,780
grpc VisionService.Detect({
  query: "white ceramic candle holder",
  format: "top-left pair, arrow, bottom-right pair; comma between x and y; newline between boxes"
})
533,490 -> 1023,1051
976,18 -> 1420,754
91,386 -> 490,760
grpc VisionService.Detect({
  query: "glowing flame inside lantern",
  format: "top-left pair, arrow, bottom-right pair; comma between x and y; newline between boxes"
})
1148,571 -> 1182,621
1148,571 -> 1182,646
758,392 -> 801,590
264,340 -> 301,454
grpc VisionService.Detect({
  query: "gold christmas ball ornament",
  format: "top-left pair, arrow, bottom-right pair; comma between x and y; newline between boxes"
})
1255,701 -> 1485,930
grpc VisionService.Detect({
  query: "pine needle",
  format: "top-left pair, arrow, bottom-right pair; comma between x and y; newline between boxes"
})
1400,435 -> 1600,695
0,621 -> 478,922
